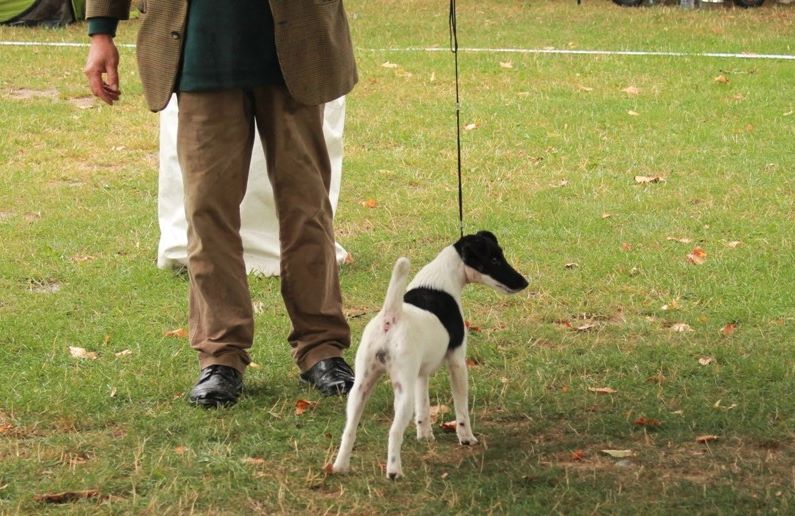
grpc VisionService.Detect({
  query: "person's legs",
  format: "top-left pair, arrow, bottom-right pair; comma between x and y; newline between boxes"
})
177,90 -> 256,379
252,85 -> 351,375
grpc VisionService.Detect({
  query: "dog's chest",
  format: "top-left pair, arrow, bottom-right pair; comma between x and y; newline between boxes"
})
403,287 -> 464,350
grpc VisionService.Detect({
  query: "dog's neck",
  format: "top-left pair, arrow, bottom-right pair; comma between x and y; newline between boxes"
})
406,246 -> 467,299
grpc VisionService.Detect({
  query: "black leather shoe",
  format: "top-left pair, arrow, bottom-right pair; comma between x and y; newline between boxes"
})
188,365 -> 243,407
300,357 -> 355,396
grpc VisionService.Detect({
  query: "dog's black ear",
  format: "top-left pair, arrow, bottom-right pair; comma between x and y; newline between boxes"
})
476,231 -> 498,244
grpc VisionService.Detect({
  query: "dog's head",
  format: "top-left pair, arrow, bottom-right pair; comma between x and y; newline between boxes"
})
454,231 -> 529,294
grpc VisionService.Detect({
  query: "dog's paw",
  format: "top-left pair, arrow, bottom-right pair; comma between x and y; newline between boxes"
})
458,434 -> 478,446
416,425 -> 435,441
386,468 -> 403,480
330,462 -> 350,474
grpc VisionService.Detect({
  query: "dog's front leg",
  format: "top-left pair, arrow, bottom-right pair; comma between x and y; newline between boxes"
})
414,374 -> 434,441
447,347 -> 478,445
386,373 -> 415,480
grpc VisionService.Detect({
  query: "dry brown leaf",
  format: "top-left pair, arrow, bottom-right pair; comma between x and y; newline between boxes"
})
464,123 -> 478,131
622,86 -> 640,95
114,349 -> 132,357
68,346 -> 98,360
380,62 -> 399,69
687,246 -> 707,265
601,213 -> 612,219
714,75 -> 730,84
361,199 -> 378,209
633,417 -> 662,428
174,446 -> 189,455
667,236 -> 693,244
696,434 -> 719,444
465,320 -> 481,333
725,240 -> 742,249
164,328 -> 188,338
621,242 -> 632,252
698,356 -> 715,366
295,399 -> 318,416
720,323 -> 737,336
627,110 -> 640,116
499,61 -> 514,69
34,490 -> 102,504
670,323 -> 693,333
465,357 -> 481,368
429,404 -> 449,423
588,387 -> 617,394
570,450 -> 587,461
564,262 -> 579,269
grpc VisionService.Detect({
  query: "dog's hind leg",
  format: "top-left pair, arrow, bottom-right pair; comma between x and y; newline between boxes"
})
332,350 -> 384,474
446,346 -> 478,446
386,368 -> 416,480
414,374 -> 434,441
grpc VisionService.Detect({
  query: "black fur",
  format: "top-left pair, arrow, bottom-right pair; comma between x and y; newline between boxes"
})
403,287 -> 465,350
454,231 -> 529,292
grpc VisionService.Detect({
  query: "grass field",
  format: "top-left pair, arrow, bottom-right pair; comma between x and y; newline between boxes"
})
0,0 -> 793,513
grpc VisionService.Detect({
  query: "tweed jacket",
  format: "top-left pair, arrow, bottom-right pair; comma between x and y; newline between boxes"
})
87,0 -> 358,112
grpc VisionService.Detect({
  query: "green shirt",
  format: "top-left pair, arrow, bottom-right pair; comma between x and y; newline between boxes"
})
88,1 -> 283,92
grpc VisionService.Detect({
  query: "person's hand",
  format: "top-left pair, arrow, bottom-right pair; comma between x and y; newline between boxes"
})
84,34 -> 121,105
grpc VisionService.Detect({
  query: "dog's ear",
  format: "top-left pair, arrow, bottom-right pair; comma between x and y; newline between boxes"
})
475,231 -> 498,244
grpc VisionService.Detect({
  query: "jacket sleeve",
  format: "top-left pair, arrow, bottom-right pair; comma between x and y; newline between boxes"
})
86,0 -> 133,21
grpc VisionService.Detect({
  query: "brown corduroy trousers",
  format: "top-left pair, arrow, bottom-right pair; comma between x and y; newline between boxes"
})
176,86 -> 351,374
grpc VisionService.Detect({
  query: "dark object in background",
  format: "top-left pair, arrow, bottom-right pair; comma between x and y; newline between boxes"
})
0,0 -> 85,27
612,0 -> 767,6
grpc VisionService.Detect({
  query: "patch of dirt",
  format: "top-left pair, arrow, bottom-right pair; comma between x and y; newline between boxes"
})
68,96 -> 96,109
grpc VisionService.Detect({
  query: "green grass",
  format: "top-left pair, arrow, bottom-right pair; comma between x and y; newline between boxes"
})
1,0 -> 794,513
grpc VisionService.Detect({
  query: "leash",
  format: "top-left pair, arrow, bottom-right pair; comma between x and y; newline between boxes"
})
449,0 -> 464,239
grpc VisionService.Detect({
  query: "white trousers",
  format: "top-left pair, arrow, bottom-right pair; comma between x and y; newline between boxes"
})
156,94 -> 348,276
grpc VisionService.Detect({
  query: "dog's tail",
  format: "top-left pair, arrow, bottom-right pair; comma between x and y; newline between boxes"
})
382,257 -> 411,319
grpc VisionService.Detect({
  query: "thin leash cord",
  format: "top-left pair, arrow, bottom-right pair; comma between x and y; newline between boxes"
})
449,0 -> 464,239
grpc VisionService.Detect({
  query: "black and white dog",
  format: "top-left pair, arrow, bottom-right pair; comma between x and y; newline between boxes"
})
332,231 -> 529,479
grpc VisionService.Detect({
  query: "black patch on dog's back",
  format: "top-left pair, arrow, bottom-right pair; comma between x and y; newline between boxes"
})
403,287 -> 464,350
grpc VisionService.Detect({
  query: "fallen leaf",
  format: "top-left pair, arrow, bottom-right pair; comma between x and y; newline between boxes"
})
249,362 -> 261,368
464,123 -> 478,131
696,434 -> 719,444
361,199 -> 378,209
698,356 -> 715,366
667,236 -> 693,244
440,420 -> 457,433
164,328 -> 188,338
465,320 -> 481,333
294,399 -> 318,416
621,242 -> 632,252
633,417 -> 662,428
588,387 -> 617,394
720,323 -> 737,337
725,240 -> 742,249
601,213 -> 612,219
570,450 -> 587,461
731,94 -> 745,101
252,300 -> 265,315
687,246 -> 707,265
564,262 -> 579,269
114,349 -> 132,357
465,357 -> 481,367
627,110 -> 640,116
601,449 -> 634,458
429,404 -> 449,423
499,61 -> 514,69
380,62 -> 399,69
621,86 -> 640,95
68,346 -> 98,360
34,490 -> 101,504
634,175 -> 665,184
70,254 -> 96,263
242,457 -> 266,465
575,323 -> 597,332
670,323 -> 693,333
714,75 -> 730,84
174,446 -> 189,455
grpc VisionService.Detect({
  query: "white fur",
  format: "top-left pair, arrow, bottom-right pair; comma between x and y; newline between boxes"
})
332,246 -> 486,480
